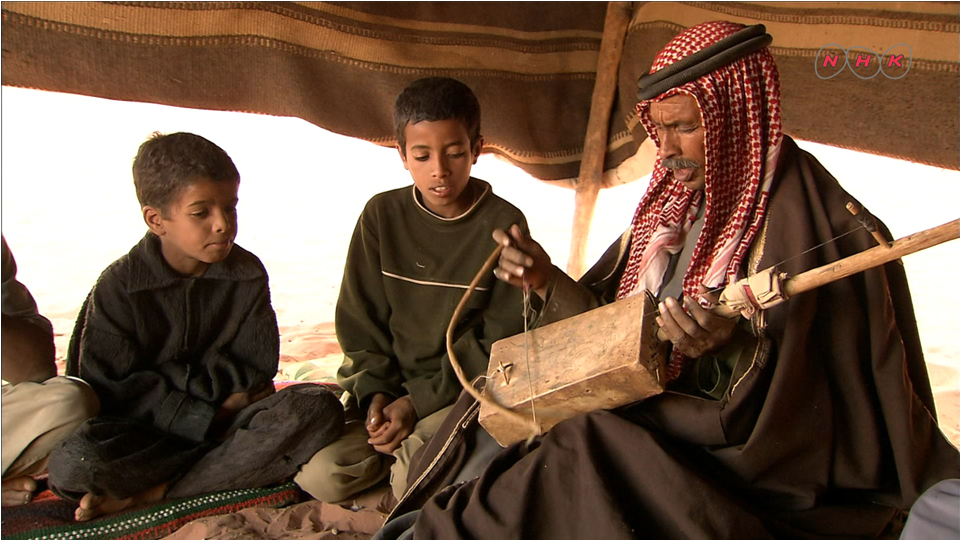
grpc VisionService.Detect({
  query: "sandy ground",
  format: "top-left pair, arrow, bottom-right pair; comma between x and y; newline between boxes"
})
1,88 -> 957,447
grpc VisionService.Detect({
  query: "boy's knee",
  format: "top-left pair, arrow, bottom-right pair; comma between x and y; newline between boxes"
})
390,435 -> 428,501
294,457 -> 345,503
46,421 -> 101,500
295,444 -> 386,503
43,378 -> 100,425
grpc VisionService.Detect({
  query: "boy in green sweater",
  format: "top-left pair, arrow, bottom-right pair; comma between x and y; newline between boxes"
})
296,78 -> 528,504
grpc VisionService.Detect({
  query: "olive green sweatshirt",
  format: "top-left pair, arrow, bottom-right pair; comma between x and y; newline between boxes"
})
336,179 -> 528,419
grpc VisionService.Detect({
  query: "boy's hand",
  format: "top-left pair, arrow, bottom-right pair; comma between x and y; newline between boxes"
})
492,225 -> 555,299
656,285 -> 738,358
367,395 -> 417,454
221,380 -> 276,413
366,392 -> 392,434
211,381 -> 276,439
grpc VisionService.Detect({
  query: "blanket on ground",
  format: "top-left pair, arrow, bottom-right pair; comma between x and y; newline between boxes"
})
1,482 -> 302,540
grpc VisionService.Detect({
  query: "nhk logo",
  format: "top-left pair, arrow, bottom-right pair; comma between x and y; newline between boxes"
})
815,43 -> 912,80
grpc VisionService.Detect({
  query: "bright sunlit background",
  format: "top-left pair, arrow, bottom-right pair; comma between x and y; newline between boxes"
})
2,87 -> 957,443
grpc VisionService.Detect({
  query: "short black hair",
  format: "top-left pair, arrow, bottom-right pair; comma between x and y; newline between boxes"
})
394,77 -> 482,155
132,132 -> 240,215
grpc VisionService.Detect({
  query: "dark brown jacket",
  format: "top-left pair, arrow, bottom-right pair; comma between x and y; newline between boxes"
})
67,233 -> 279,442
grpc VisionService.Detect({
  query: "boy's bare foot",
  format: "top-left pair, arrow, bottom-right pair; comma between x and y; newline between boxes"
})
1,476 -> 37,506
75,483 -> 166,522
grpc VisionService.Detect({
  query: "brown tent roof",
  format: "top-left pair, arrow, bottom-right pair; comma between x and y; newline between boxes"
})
2,1 -> 957,179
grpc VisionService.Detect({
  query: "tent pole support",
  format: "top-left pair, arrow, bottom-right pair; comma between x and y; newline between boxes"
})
567,1 -> 632,279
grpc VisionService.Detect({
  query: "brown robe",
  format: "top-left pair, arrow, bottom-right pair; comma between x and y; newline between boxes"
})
389,137 -> 959,539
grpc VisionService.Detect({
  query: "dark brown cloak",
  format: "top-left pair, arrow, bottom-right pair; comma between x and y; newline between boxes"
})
391,137 -> 959,539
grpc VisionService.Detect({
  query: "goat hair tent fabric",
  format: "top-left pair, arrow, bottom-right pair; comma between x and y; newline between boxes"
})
618,2 -> 960,171
0,1 -> 630,181
2,1 -> 958,180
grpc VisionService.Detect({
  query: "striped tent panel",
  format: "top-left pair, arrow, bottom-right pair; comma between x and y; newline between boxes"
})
2,2 -> 957,180
620,1 -> 960,170
1,1 -> 636,181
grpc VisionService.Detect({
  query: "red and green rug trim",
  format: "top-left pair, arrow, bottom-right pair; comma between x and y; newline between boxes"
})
1,481 -> 303,540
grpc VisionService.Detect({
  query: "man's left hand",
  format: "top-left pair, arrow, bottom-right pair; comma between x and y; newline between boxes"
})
656,285 -> 738,358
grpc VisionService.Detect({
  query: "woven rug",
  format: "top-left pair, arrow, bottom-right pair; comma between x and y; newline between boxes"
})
1,481 -> 303,540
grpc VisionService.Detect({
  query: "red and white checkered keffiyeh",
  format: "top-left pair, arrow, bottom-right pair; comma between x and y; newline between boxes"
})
618,21 -> 783,381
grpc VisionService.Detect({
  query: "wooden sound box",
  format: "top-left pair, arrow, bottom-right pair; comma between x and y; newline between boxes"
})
479,291 -> 669,446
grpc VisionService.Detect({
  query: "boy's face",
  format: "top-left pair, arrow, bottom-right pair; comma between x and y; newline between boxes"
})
398,118 -> 482,219
143,177 -> 239,277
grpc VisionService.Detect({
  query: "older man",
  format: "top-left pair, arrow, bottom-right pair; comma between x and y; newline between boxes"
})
378,21 -> 958,539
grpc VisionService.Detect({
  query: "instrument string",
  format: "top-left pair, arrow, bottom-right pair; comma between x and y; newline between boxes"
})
696,224 -> 870,299
522,276 -> 539,430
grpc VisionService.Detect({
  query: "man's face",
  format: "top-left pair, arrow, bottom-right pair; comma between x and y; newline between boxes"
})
649,94 -> 706,191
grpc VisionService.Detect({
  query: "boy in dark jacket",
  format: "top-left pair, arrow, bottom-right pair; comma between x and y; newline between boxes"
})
295,78 -> 528,504
48,132 -> 343,521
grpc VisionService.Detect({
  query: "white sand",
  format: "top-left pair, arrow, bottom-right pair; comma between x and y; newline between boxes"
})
1,87 -> 956,445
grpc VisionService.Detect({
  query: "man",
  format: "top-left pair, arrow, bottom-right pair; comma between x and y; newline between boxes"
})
2,235 -> 99,506
378,21 -> 958,539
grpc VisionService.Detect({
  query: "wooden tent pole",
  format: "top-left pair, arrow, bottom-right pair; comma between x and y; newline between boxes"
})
567,1 -> 633,279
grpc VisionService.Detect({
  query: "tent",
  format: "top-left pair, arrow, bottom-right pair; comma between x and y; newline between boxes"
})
2,3 -> 958,538
4,1 -> 958,274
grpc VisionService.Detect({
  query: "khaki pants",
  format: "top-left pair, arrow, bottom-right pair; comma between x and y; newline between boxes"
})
2,376 -> 99,478
295,399 -> 452,503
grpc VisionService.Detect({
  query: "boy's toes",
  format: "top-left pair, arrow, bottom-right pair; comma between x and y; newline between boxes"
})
75,493 -> 104,521
75,492 -> 142,522
1,476 -> 37,506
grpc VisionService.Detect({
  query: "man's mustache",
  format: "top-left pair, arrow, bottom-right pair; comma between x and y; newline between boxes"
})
662,158 -> 701,170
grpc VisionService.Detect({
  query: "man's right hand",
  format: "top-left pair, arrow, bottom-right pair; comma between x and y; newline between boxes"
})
492,225 -> 556,299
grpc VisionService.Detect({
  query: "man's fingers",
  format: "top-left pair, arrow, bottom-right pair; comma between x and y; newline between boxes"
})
662,297 -> 710,341
657,312 -> 700,357
657,298 -> 711,358
684,295 -> 738,341
500,244 -> 534,268
508,225 -> 542,257
495,244 -> 534,286
655,303 -> 685,344
696,284 -> 721,306
498,254 -> 530,277
682,297 -> 721,334
493,226 -> 531,251
656,293 -> 738,359
493,267 -> 523,287
492,228 -> 511,247
507,224 -> 526,244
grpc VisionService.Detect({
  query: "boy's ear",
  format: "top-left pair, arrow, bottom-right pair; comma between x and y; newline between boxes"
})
143,206 -> 165,235
471,137 -> 484,165
397,144 -> 410,171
